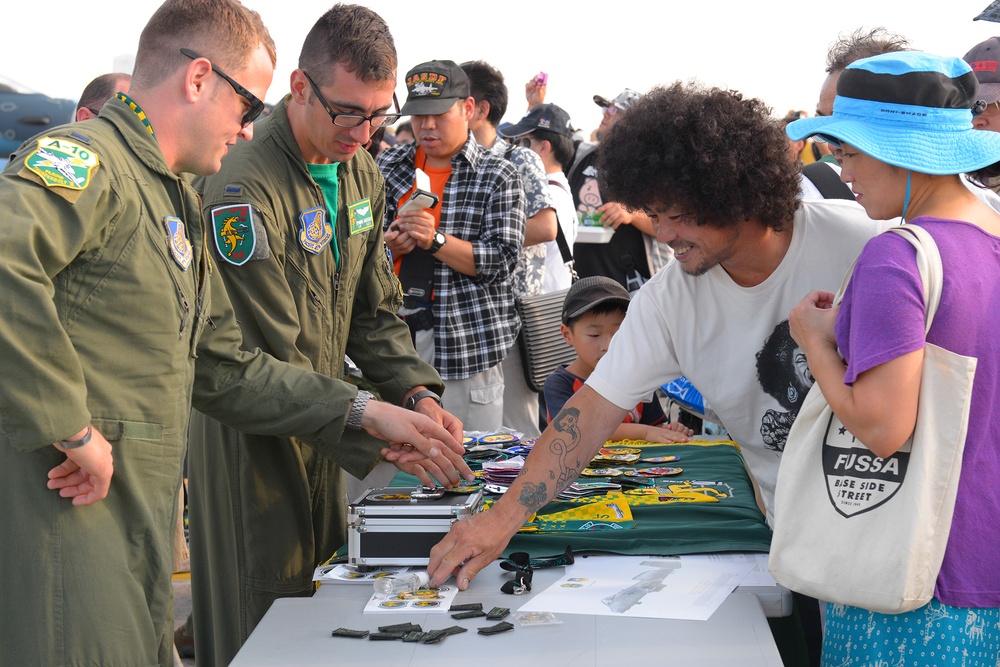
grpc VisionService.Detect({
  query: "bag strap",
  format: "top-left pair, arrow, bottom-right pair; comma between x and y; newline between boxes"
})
546,180 -> 575,265
833,225 -> 943,335
885,225 -> 943,334
801,161 -> 855,201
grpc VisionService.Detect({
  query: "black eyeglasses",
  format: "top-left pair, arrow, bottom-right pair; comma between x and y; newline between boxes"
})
515,136 -> 533,148
302,70 -> 400,129
180,48 -> 265,128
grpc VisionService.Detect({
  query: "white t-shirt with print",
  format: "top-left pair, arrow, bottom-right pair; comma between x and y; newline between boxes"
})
587,199 -> 890,519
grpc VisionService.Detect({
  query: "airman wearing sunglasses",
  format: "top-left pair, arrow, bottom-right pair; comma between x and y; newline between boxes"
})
0,2 -> 469,666
188,6 -> 467,665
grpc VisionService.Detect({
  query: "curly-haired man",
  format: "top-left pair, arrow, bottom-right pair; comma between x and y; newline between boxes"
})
427,81 -> 888,589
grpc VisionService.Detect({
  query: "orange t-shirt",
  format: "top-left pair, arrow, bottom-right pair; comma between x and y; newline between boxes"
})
392,146 -> 451,274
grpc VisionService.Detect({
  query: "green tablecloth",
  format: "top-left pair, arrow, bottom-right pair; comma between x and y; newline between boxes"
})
392,439 -> 772,559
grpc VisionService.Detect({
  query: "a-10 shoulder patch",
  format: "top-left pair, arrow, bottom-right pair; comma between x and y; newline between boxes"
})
25,136 -> 100,190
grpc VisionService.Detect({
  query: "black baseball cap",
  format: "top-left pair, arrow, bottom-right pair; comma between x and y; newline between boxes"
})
400,60 -> 471,115
964,37 -> 1000,104
499,103 -> 574,138
561,276 -> 631,324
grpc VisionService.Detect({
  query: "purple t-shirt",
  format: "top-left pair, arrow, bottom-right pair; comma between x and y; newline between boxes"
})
836,218 -> 1000,608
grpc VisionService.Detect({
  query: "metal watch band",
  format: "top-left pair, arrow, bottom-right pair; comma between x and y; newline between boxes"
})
405,389 -> 442,411
346,391 -> 374,431
58,424 -> 93,449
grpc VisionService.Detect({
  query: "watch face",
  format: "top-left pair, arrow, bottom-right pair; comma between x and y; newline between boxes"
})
435,231 -> 446,244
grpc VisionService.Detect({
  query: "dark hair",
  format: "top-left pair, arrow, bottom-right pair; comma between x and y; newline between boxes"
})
597,82 -> 800,231
825,27 -> 910,74
565,302 -> 627,330
299,4 -> 396,86
460,60 -> 507,127
77,73 -> 131,114
531,128 -> 575,173
134,0 -> 275,88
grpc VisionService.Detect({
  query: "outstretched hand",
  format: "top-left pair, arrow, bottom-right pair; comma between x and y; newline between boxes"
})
48,426 -> 114,506
428,506 -> 521,589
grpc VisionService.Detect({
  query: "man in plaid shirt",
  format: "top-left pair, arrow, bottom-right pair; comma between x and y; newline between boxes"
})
378,60 -> 525,431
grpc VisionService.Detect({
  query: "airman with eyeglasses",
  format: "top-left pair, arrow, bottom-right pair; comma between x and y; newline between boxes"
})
186,6 -> 467,666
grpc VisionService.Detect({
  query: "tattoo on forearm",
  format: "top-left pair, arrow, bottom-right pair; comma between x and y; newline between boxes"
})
519,481 -> 549,513
550,406 -> 584,493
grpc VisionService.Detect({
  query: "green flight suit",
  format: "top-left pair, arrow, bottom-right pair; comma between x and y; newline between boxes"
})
187,98 -> 444,666
0,98 -> 386,667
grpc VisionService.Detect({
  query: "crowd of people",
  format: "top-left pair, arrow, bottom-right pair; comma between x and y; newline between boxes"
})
1,1 -> 999,665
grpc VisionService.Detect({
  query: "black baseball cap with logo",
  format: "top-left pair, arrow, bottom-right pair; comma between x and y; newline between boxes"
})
400,60 -> 471,115
499,103 -> 574,138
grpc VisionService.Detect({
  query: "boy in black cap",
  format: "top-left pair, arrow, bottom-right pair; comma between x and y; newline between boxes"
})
543,276 -> 692,442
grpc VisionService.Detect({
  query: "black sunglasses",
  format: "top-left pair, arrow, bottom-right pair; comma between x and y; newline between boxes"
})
180,48 -> 265,127
301,70 -> 400,129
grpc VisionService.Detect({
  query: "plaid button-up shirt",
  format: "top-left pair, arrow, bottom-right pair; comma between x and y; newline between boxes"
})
377,135 -> 525,380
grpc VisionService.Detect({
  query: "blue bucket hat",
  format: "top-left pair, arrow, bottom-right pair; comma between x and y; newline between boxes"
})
787,51 -> 1000,175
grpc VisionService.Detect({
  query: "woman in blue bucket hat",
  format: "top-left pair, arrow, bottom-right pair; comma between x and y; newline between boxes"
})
787,51 -> 1000,666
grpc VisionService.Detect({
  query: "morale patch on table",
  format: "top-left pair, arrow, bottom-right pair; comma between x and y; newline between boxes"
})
625,467 -> 682,477
580,467 -> 622,477
480,433 -> 519,446
348,198 -> 374,235
369,493 -> 413,502
25,136 -> 99,190
446,484 -> 483,494
641,455 -> 680,463
299,206 -> 333,254
600,447 -> 641,455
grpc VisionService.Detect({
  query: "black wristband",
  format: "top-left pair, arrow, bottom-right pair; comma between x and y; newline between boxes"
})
58,424 -> 93,449
404,389 -> 441,411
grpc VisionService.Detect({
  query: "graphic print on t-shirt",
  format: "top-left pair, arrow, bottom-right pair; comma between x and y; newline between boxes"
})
755,320 -> 814,452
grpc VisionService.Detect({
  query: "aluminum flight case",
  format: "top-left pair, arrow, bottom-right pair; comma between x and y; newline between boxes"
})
347,487 -> 484,566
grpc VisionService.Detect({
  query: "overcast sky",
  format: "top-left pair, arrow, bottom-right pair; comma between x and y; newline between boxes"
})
6,0 -> 1000,135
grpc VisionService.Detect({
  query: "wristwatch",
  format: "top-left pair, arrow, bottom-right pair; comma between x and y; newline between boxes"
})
429,230 -> 447,254
346,390 -> 374,431
404,389 -> 442,411
58,424 -> 93,449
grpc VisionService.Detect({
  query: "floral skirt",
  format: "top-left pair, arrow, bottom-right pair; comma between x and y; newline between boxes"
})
822,598 -> 1000,666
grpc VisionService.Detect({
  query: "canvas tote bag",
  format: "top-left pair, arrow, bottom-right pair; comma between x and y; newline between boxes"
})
769,225 -> 978,614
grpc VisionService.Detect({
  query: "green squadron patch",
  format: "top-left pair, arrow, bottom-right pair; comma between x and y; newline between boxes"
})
25,136 -> 99,190
211,204 -> 256,266
348,198 -> 374,236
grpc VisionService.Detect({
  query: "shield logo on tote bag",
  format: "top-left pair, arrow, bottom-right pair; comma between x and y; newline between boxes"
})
821,414 -> 910,518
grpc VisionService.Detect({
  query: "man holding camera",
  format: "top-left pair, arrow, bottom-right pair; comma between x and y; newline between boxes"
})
377,59 -> 525,432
